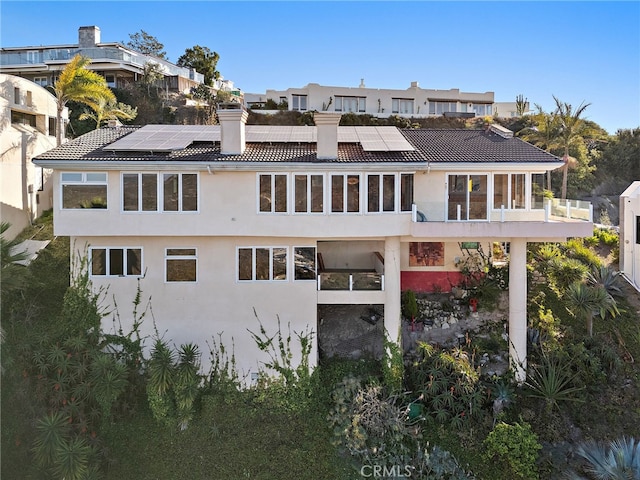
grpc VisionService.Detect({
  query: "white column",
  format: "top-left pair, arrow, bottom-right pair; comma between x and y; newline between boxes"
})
384,236 -> 402,345
509,238 -> 528,383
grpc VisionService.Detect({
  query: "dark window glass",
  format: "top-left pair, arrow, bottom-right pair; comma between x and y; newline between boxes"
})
109,249 -> 124,276
368,175 -> 379,212
142,174 -> 157,211
182,174 -> 198,211
238,248 -> 252,280
294,247 -> 316,280
163,174 -> 179,211
92,249 -> 106,275
123,174 -> 139,211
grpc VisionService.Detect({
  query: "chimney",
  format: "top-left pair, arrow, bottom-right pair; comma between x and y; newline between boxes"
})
217,103 -> 248,155
314,112 -> 342,160
78,26 -> 100,48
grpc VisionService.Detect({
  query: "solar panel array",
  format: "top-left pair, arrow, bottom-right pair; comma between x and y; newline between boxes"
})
107,124 -> 413,152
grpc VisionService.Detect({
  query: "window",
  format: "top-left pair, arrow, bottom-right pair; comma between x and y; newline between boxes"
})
259,174 -> 288,213
292,94 -> 307,111
636,217 -> 640,245
400,173 -> 414,212
91,247 -> 142,277
392,98 -> 414,114
163,173 -> 198,211
122,173 -> 197,212
165,248 -> 197,282
294,174 -> 323,213
34,76 -> 48,87
531,173 -> 546,209
335,96 -> 366,113
331,174 -> 360,213
367,174 -> 395,213
105,75 -> 116,87
26,91 -> 32,107
48,117 -> 56,137
493,173 -> 525,210
27,50 -> 40,63
61,172 -> 107,209
123,173 -> 158,211
472,104 -> 492,116
11,110 -> 36,127
294,247 -> 316,280
237,247 -> 287,281
429,101 -> 457,115
14,87 -> 20,104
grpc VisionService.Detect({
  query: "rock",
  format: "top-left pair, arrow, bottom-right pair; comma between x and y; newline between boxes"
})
441,322 -> 450,329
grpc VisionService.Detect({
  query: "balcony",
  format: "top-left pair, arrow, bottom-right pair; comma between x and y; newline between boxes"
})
410,199 -> 594,241
0,48 -> 205,83
318,271 -> 384,291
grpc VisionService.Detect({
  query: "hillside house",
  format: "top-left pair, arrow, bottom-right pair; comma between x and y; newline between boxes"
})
620,181 -> 640,290
1,74 -> 67,239
33,108 -> 593,382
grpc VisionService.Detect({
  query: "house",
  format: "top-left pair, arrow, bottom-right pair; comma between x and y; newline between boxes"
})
1,74 -> 67,239
0,26 -> 212,94
620,181 -> 640,290
246,81 -> 530,120
245,80 -> 495,118
32,107 -> 594,382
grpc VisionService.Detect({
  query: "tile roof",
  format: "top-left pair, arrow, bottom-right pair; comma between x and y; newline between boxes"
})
34,125 -> 561,166
401,129 -> 561,163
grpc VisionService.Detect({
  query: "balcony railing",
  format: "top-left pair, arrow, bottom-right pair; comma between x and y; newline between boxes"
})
411,198 -> 593,223
317,272 -> 384,291
1,47 -> 205,83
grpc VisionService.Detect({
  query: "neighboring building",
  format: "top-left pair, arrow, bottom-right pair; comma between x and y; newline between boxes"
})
1,26 -> 208,94
33,108 -> 593,382
245,80 -> 495,118
1,74 -> 67,239
620,181 -> 640,290
493,101 -> 532,118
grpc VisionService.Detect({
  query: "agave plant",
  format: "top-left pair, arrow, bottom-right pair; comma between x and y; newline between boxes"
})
566,436 -> 640,479
587,265 -> 623,298
525,350 -> 585,412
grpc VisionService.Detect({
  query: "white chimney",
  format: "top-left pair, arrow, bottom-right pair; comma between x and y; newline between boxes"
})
217,105 -> 248,155
314,112 -> 342,160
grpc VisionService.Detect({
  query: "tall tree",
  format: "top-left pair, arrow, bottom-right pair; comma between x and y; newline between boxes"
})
553,96 -> 591,199
177,45 -> 220,86
53,55 -> 115,145
126,30 -> 167,60
79,97 -> 137,129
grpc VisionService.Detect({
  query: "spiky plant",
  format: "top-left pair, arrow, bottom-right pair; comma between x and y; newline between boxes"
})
566,436 -> 640,479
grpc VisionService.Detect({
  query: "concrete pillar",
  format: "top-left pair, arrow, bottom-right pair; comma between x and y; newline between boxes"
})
384,236 -> 402,344
509,238 -> 528,383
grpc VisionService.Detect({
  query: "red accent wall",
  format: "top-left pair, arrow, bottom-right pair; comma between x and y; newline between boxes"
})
401,271 -> 465,293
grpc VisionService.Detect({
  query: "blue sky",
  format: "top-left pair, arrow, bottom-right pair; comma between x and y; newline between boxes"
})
2,1 -> 639,134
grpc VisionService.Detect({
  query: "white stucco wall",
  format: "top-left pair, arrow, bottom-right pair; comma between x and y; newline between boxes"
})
0,74 -> 64,239
620,181 -> 640,289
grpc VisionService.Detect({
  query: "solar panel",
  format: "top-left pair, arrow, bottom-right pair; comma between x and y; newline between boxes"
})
106,123 -> 414,153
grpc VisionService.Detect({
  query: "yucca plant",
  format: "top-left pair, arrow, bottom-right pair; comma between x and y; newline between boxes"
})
566,436 -> 640,479
174,343 -> 201,430
565,282 -> 618,337
52,436 -> 91,480
587,265 -> 623,298
32,411 -> 70,468
525,350 -> 585,412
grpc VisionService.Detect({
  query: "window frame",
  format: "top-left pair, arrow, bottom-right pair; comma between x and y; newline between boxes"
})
330,173 -> 362,214
291,94 -> 308,111
493,173 -> 526,210
293,246 -> 317,281
121,172 -> 199,213
391,98 -> 414,114
257,173 -> 289,214
236,246 -> 288,282
89,246 -> 143,278
164,247 -> 198,283
60,172 -> 108,210
293,173 -> 324,214
334,96 -> 366,113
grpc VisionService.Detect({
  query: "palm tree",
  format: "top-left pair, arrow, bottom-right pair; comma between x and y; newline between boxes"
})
53,55 -> 115,145
552,96 -> 591,199
518,105 -> 562,190
566,436 -> 640,479
79,97 -> 137,129
564,282 -> 618,337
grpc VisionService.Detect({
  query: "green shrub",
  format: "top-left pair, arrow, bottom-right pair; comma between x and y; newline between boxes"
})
562,239 -> 602,269
406,343 -> 487,428
484,421 -> 542,479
